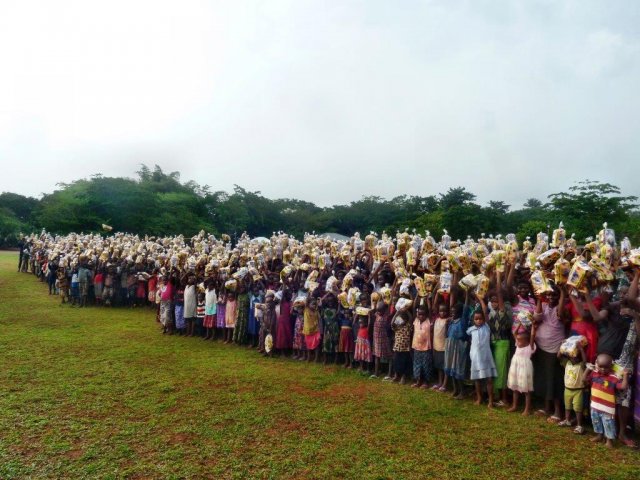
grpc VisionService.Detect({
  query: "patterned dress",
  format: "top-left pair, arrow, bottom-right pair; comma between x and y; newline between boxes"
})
508,344 -> 536,392
322,308 -> 340,353
293,311 -> 306,350
232,293 -> 249,343
354,326 -> 372,362
372,312 -> 393,360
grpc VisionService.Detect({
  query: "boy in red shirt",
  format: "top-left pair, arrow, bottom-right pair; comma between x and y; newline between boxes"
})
586,353 -> 630,448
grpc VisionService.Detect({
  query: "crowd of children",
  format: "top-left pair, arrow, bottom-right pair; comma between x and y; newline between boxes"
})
19,224 -> 640,449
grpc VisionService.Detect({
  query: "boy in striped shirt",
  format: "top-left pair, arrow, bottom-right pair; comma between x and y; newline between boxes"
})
587,353 -> 630,448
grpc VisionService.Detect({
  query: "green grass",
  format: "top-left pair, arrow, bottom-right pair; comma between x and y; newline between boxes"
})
0,251 -> 638,479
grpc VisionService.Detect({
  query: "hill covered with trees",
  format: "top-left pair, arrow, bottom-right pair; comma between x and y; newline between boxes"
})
1,165 -> 638,247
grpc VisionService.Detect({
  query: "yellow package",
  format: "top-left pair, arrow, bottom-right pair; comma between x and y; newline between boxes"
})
475,274 -> 490,298
414,276 -> 428,297
445,250 -> 462,272
588,257 -> 614,283
380,285 -> 392,305
537,249 -> 561,269
553,258 -> 570,285
551,222 -> 566,248
338,291 -> 350,309
629,249 -> 640,267
341,273 -> 353,292
482,254 -> 496,271
355,306 -> 371,316
524,252 -> 538,270
530,269 -> 553,296
224,279 -> 238,291
493,250 -> 506,273
325,276 -> 339,292
406,246 -> 417,266
424,274 -> 437,294
567,259 -> 591,291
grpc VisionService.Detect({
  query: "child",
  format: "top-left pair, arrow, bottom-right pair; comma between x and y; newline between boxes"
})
444,291 -> 471,399
391,300 -> 413,385
196,291 -> 206,337
321,293 -> 340,365
203,281 -> 217,340
467,301 -> 497,408
224,291 -> 238,344
587,353 -> 630,448
292,302 -> 306,360
412,304 -> 433,388
337,307 -> 354,368
57,267 -> 69,305
174,282 -> 186,335
354,311 -> 372,373
303,296 -> 321,362
557,342 -> 587,434
432,300 -> 450,391
372,300 -> 393,378
94,269 -> 104,306
507,321 -> 537,415
183,274 -> 197,337
70,268 -> 79,307
216,289 -> 227,341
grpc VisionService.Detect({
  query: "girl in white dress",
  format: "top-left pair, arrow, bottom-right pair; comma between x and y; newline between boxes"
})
508,320 -> 537,415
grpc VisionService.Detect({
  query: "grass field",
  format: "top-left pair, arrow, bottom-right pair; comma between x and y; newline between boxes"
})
0,251 -> 638,479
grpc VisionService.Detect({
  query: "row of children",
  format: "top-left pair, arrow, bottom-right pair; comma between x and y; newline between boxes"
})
20,225 -> 640,448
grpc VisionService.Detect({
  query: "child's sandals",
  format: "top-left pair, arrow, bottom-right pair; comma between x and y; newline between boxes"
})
557,420 -> 572,427
573,426 -> 585,435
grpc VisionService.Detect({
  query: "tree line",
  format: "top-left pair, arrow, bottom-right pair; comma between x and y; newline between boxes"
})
1,165 -> 639,247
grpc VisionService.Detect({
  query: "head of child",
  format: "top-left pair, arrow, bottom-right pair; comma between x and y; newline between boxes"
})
417,306 -> 428,322
227,291 -> 236,301
308,297 -> 318,311
595,353 -> 613,374
472,308 -> 485,327
265,292 -> 275,306
376,300 -> 387,314
325,295 -> 337,309
197,291 -> 205,302
489,291 -> 498,311
438,303 -> 449,319
187,274 -> 196,285
516,330 -> 530,348
517,281 -> 530,300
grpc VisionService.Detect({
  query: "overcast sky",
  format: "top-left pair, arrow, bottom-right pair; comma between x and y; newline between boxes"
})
1,1 -> 639,208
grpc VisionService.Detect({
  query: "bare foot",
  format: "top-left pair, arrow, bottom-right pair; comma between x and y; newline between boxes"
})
590,435 -> 604,443
473,398 -> 482,406
521,409 -> 531,416
487,402 -> 493,410
605,439 -> 614,449
507,405 -> 517,413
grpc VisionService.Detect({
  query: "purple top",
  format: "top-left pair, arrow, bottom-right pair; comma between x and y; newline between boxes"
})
534,303 -> 566,353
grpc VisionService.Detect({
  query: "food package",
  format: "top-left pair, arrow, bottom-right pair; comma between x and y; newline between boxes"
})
370,291 -> 381,307
551,222 -> 566,248
232,267 -> 248,280
441,229 -> 451,249
414,276 -> 428,297
395,297 -> 412,312
598,222 -> 616,246
588,257 -> 614,283
567,259 -> 591,291
524,251 -> 538,270
565,233 -> 577,250
424,274 -> 438,294
493,250 -> 506,273
515,309 -> 533,329
264,334 -> 273,354
474,274 -> 490,298
380,285 -> 393,305
481,254 -> 496,271
421,231 -> 437,254
347,287 -> 361,308
355,306 -> 371,316
438,271 -> 452,295
406,246 -> 417,266
224,279 -> 237,291
325,275 -> 339,292
399,277 -> 412,296
559,335 -> 587,358
445,250 -> 462,272
530,269 -> 553,296
537,249 -> 561,269
280,265 -> 293,282
553,258 -> 570,285
306,281 -> 319,293
458,273 -> 478,291
338,291 -> 350,309
365,232 -> 377,251
629,249 -> 640,267
341,273 -> 353,292
621,237 -> 632,256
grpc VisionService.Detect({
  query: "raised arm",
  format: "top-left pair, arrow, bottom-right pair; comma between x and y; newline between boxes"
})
584,295 -> 607,323
496,270 -> 505,312
628,268 -> 640,310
